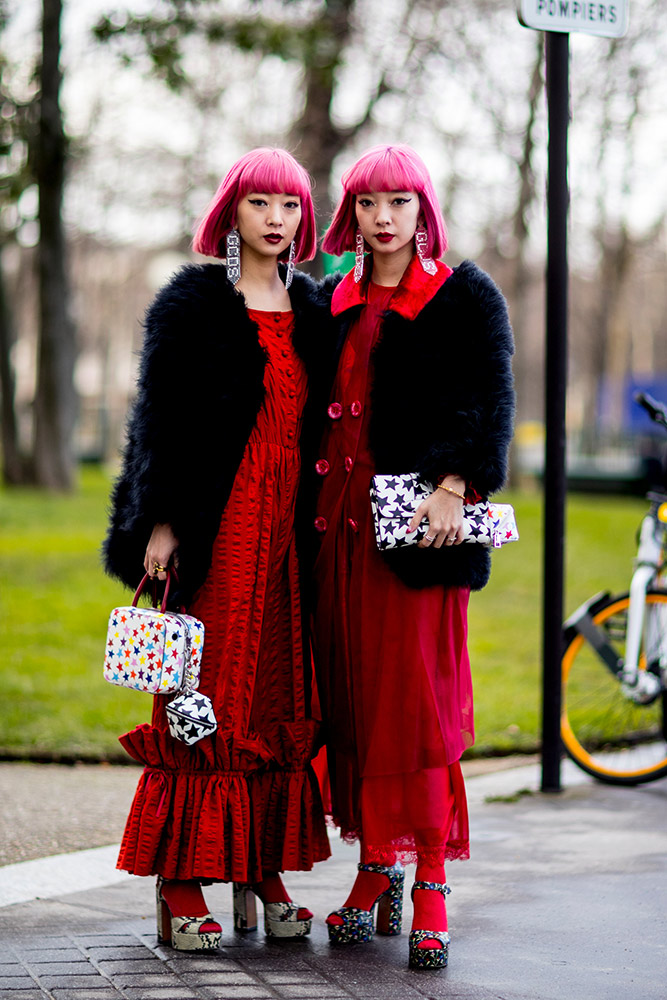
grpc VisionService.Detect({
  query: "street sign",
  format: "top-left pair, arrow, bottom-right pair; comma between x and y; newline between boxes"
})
518,0 -> 629,38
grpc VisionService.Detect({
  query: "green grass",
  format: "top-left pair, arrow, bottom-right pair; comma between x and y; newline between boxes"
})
0,468 -> 646,760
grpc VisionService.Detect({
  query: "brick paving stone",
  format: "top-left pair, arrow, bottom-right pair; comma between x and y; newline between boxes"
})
198,989 -> 274,1000
18,950 -> 85,964
110,974 -> 189,988
165,956 -> 242,970
123,991 -> 201,1000
0,978 -> 37,989
37,976 -> 117,990
0,992 -> 45,1000
30,963 -> 99,976
273,988 -> 352,999
86,947 -> 155,961
0,965 -> 22,975
238,959 -> 312,971
51,992 -> 122,1000
182,972 -> 257,985
18,937 -> 73,950
346,987 -> 424,998
97,959 -> 165,974
261,973 -> 330,985
76,936 -> 143,948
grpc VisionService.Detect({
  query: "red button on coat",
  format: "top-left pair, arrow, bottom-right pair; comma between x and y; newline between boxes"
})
344,456 -> 354,472
350,400 -> 362,417
315,459 -> 330,476
314,516 -> 328,533
347,518 -> 359,533
328,402 -> 343,420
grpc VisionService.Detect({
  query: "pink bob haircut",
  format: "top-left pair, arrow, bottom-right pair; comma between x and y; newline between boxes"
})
322,144 -> 447,259
192,147 -> 317,262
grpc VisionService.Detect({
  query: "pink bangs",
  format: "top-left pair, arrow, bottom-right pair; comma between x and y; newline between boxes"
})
193,147 -> 317,262
322,144 -> 447,259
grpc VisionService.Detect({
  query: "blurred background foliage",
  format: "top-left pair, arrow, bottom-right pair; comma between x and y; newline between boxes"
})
1,0 -> 666,490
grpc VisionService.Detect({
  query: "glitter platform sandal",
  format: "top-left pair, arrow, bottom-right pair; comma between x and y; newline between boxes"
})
232,884 -> 313,938
327,861 -> 404,945
156,877 -> 222,951
408,880 -> 451,969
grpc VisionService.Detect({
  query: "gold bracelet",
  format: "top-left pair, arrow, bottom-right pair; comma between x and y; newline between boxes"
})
438,484 -> 465,501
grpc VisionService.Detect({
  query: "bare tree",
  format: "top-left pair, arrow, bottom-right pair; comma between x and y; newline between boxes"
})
32,0 -> 77,489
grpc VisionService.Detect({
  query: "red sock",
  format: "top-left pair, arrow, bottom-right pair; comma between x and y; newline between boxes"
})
327,849 -> 397,925
254,872 -> 312,921
160,879 -> 212,920
411,863 -> 447,948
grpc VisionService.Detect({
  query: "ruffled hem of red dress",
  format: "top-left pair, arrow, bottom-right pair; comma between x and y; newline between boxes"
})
116,722 -> 330,881
331,827 -> 470,866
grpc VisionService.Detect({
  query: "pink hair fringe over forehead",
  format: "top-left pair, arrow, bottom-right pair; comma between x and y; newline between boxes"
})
321,144 -> 447,260
193,147 -> 317,262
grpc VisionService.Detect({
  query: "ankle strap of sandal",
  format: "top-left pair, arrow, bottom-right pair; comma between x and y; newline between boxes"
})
410,880 -> 451,900
357,861 -> 403,876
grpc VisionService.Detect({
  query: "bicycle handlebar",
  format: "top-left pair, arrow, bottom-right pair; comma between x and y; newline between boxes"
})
634,391 -> 667,431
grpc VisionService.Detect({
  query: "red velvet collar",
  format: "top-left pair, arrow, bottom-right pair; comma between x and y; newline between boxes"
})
331,254 -> 452,320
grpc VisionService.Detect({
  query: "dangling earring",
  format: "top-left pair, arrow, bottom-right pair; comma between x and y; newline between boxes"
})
415,225 -> 437,275
226,228 -> 241,285
354,228 -> 365,283
284,239 -> 296,290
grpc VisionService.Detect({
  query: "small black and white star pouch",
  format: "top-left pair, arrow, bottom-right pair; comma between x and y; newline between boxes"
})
369,473 -> 519,551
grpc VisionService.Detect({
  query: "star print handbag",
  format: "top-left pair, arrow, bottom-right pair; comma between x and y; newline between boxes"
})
103,570 -> 217,745
369,473 -> 519,551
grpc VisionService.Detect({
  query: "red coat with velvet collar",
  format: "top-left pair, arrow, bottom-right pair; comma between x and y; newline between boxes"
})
326,256 -> 515,591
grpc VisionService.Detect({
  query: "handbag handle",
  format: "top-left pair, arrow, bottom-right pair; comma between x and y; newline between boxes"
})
132,568 -> 172,612
131,566 -> 185,613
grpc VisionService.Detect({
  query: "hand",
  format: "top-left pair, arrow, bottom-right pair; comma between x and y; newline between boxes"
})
144,523 -> 179,581
408,478 -> 465,549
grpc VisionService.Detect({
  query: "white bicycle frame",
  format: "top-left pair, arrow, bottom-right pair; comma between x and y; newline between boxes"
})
621,503 -> 667,703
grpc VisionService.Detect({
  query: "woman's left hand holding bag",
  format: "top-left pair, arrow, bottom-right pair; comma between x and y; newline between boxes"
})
408,476 -> 466,549
145,523 -> 180,581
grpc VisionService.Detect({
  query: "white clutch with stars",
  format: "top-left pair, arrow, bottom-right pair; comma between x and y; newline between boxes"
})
369,473 -> 519,551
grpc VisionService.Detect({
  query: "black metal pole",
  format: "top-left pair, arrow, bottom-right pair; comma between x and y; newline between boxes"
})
541,31 -> 569,793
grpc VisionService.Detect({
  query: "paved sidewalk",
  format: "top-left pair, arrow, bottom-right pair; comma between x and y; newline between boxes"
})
1,760 -> 665,1000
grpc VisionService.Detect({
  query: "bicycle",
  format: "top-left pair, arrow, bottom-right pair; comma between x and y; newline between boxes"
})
560,391 -> 667,785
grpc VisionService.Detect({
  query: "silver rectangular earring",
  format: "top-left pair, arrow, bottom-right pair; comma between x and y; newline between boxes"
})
226,228 -> 241,284
354,228 -> 365,283
285,239 -> 296,289
415,226 -> 437,275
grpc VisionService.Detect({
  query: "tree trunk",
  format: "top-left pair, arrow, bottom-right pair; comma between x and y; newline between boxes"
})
0,244 -> 25,484
32,0 -> 77,490
288,0 -> 357,273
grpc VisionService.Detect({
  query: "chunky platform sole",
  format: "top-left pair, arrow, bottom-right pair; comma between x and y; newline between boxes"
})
232,884 -> 312,937
327,862 -> 404,945
408,929 -> 450,969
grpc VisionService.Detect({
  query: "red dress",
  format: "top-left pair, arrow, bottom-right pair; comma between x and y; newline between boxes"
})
312,275 -> 472,866
117,309 -> 330,882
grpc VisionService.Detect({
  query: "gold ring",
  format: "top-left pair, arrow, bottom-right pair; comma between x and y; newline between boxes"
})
153,562 -> 166,573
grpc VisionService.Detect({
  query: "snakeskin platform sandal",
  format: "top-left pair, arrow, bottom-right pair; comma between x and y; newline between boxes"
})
408,880 -> 451,969
156,877 -> 222,951
232,884 -> 313,938
327,861 -> 404,944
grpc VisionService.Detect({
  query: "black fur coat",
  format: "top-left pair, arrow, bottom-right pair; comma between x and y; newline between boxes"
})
104,263 -> 337,603
329,258 -> 515,591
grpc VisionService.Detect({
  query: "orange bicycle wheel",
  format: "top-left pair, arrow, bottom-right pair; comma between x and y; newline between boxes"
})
561,591 -> 667,785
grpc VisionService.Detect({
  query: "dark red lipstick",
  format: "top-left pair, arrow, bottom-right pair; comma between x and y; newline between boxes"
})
375,232 -> 395,243
263,234 -> 283,244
